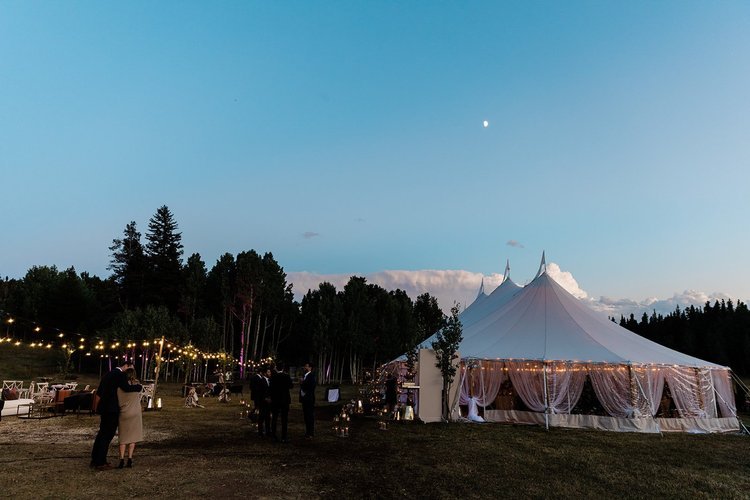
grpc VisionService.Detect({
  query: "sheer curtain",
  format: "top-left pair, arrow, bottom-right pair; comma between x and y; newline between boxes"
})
546,362 -> 586,415
458,360 -> 505,408
631,365 -> 665,417
507,360 -> 546,412
588,364 -> 653,418
663,366 -> 713,418
711,369 -> 737,418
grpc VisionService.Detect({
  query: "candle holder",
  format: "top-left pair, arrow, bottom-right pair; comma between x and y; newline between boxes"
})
332,414 -> 340,435
336,411 -> 351,437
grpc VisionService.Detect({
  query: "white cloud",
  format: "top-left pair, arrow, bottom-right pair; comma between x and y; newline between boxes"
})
545,262 -> 589,300
288,263 -> 743,318
546,263 -> 737,319
288,269 -> 501,312
302,231 -> 320,239
598,290 -> 734,319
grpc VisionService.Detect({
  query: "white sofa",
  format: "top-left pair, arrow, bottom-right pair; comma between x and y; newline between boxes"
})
1,398 -> 35,417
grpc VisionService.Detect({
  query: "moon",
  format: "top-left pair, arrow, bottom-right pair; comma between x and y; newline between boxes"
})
483,120 -> 489,128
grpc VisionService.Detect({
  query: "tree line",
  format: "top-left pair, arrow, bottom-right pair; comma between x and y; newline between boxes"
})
617,299 -> 750,375
3,205 -> 748,379
0,205 -> 446,380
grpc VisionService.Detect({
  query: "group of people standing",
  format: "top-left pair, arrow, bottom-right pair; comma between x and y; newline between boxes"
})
250,362 -> 317,442
89,359 -> 317,471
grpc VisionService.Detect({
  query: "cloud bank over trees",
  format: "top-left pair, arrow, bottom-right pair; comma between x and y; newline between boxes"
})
288,263 -> 741,319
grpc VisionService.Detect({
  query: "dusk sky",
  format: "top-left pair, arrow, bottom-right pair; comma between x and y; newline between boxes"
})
2,2 -> 749,317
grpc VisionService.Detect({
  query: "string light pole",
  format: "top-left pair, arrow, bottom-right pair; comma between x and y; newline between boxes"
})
152,336 -> 165,405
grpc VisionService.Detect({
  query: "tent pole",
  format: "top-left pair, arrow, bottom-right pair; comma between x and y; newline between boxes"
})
542,361 -> 550,431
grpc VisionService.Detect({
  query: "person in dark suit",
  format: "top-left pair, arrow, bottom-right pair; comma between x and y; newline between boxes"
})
250,367 -> 263,407
90,360 -> 142,470
269,362 -> 292,442
257,367 -> 272,436
299,362 -> 317,439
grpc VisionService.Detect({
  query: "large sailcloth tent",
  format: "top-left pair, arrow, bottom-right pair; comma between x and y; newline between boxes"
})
451,258 -> 741,433
416,261 -> 522,351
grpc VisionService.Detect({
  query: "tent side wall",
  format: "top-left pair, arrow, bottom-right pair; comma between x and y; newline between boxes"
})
456,359 -> 741,433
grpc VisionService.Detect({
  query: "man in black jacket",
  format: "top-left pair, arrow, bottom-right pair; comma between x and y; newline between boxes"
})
299,362 -> 317,439
256,366 -> 272,437
90,360 -> 142,470
269,362 -> 292,443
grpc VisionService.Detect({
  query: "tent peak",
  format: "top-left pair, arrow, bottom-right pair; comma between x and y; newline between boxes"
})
476,277 -> 486,299
503,259 -> 511,282
534,251 -> 547,279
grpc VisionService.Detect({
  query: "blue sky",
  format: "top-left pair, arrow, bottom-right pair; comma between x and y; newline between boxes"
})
1,1 -> 749,315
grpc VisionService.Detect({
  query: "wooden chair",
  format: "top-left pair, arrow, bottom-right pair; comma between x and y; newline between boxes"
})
31,383 -> 53,404
18,381 -> 31,399
2,380 -> 23,391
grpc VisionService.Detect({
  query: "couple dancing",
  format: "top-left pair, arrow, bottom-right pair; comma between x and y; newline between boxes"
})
90,359 -> 144,471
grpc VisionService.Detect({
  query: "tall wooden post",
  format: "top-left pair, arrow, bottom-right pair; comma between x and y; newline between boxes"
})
152,337 -> 165,404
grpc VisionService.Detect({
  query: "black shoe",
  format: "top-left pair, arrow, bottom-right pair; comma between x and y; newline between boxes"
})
126,458 -> 133,468
117,459 -> 125,469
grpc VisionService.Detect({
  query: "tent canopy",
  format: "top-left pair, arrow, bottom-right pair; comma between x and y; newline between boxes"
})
459,271 -> 724,368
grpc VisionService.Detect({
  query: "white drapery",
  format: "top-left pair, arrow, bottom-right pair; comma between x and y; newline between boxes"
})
631,365 -> 665,417
588,365 -> 638,418
711,369 -> 736,418
454,358 -> 736,427
507,360 -> 547,412
467,397 -> 486,422
459,360 -> 506,407
545,362 -> 586,415
663,366 -> 716,418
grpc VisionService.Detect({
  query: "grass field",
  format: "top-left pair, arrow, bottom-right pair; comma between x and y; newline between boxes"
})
2,345 -> 749,499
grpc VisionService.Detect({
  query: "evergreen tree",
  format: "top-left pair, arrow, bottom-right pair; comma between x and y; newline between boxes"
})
144,206 -> 184,312
108,221 -> 146,310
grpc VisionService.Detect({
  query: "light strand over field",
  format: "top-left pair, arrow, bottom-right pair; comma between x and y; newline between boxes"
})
0,310 -> 271,369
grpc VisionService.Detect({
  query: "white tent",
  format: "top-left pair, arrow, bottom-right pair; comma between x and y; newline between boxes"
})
385,261 -> 523,421
415,260 -> 523,352
456,257 -> 741,433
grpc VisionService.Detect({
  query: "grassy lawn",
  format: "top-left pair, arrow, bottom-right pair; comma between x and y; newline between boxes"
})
1,383 -> 748,499
2,345 -> 749,499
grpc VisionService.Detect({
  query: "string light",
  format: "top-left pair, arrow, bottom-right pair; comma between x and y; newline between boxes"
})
0,313 -> 242,368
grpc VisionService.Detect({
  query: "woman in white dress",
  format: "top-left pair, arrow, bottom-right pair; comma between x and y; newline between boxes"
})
117,368 -> 143,468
